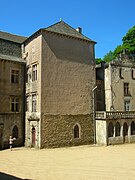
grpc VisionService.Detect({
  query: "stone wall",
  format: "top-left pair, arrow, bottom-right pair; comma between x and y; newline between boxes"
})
41,114 -> 93,148
41,31 -> 95,115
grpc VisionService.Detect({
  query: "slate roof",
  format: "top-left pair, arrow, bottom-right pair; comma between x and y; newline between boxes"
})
0,31 -> 27,43
44,21 -> 96,43
0,53 -> 26,63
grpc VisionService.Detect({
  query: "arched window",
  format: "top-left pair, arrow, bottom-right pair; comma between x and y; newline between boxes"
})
12,125 -> 18,139
74,124 -> 80,139
115,122 -> 121,137
123,122 -> 128,136
131,121 -> 135,135
108,122 -> 114,137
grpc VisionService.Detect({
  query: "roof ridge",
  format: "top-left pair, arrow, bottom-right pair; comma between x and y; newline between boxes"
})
43,20 -> 96,43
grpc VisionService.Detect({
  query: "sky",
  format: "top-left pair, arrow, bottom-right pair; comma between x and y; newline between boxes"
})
0,0 -> 135,58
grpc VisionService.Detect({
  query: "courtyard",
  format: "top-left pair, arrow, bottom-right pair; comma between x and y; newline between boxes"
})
1,144 -> 135,180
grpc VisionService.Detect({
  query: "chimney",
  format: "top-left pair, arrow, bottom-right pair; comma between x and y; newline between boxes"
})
76,27 -> 82,34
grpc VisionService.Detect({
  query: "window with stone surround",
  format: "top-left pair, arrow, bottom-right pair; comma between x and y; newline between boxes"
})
73,124 -> 80,139
10,97 -> 19,112
32,94 -> 37,112
11,69 -> 19,83
124,83 -> 130,96
32,64 -> 37,81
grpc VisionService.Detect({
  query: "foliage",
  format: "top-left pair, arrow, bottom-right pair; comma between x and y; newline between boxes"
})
113,45 -> 123,57
102,51 -> 115,62
102,25 -> 135,60
95,58 -> 102,64
122,26 -> 135,54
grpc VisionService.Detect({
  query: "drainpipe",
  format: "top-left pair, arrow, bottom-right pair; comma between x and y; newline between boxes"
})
109,63 -> 113,110
92,86 -> 97,145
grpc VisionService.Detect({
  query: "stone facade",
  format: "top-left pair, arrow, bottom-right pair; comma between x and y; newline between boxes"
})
0,34 -> 26,149
96,55 -> 135,145
105,56 -> 135,111
41,114 -> 93,148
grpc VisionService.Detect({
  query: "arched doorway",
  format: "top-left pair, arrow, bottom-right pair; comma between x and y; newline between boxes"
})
131,121 -> 135,135
12,125 -> 19,139
123,122 -> 128,143
115,122 -> 121,137
108,122 -> 114,137
32,127 -> 36,147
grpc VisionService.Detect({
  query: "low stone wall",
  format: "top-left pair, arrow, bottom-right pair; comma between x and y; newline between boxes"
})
41,114 -> 93,148
130,135 -> 135,143
108,136 -> 123,145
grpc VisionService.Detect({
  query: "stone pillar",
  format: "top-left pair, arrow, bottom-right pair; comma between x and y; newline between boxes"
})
120,125 -> 123,136
128,123 -> 131,143
113,125 -> 115,137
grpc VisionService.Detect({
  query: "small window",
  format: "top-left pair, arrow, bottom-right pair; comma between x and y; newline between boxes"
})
131,69 -> 135,80
11,70 -> 19,83
119,68 -> 123,79
11,97 -> 19,112
124,83 -> 130,96
32,64 -> 37,81
32,94 -> 37,112
74,124 -> 80,139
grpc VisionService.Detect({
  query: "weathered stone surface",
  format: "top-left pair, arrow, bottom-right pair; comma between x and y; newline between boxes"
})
41,114 -> 94,148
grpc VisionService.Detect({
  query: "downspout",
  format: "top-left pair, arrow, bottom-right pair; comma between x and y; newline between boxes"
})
109,63 -> 113,110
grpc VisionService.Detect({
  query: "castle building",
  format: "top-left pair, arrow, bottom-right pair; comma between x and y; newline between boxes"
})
96,54 -> 135,145
0,21 -> 97,149
23,21 -> 96,148
0,31 -> 27,148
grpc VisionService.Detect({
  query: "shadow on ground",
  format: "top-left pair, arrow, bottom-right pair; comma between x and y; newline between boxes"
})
0,172 -> 31,180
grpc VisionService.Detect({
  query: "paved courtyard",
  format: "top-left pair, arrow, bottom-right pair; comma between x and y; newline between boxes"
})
1,144 -> 135,180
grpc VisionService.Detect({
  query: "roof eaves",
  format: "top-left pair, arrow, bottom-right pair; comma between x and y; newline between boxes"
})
43,29 -> 96,44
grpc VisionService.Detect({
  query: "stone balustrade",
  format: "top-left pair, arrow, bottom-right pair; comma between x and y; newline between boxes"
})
95,111 -> 135,119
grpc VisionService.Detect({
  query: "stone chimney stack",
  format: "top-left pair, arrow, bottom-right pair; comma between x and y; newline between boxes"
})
76,27 -> 82,34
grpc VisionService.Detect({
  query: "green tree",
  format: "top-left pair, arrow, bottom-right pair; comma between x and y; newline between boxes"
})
113,45 -> 123,57
103,51 -> 115,62
96,58 -> 102,64
122,25 -> 135,54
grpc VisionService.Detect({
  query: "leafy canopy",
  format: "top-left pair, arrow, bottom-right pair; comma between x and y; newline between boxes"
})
96,25 -> 135,64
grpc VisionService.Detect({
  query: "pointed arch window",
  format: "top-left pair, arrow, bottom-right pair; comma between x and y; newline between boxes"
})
12,125 -> 18,139
115,122 -> 121,137
74,124 -> 80,139
108,122 -> 114,137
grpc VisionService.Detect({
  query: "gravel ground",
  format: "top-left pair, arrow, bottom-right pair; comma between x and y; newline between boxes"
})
1,144 -> 135,180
